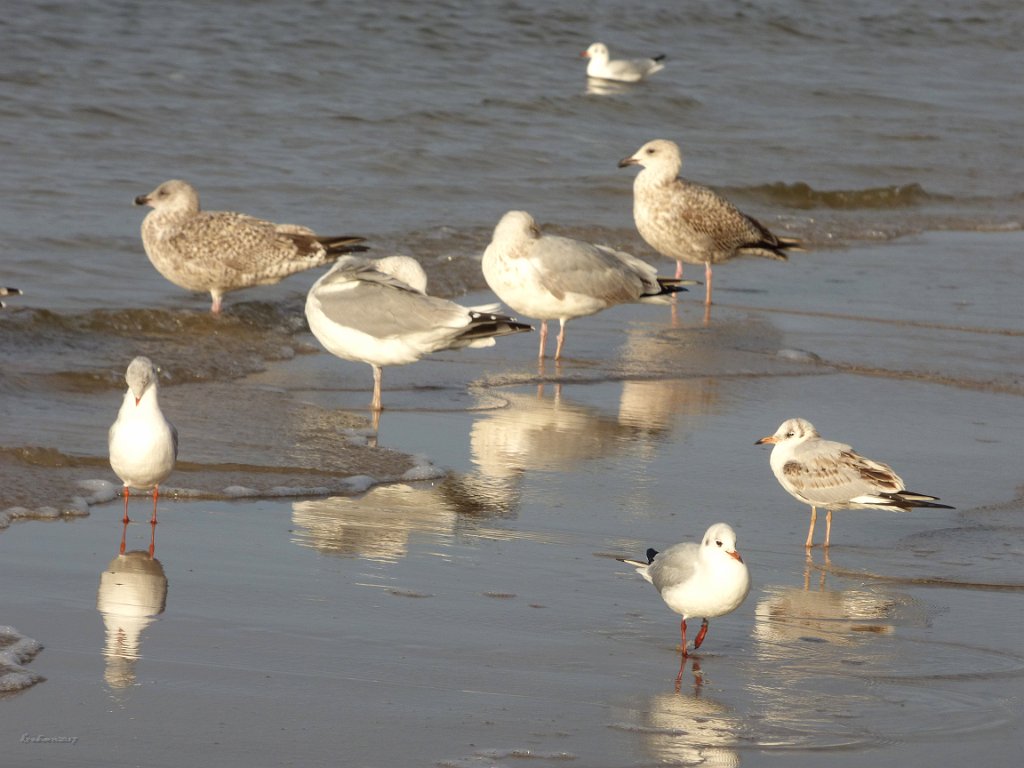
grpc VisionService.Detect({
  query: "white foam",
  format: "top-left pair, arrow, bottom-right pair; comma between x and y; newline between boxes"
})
0,626 -> 45,693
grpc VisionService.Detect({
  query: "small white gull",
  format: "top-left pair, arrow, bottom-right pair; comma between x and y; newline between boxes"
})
619,139 -> 801,305
108,357 -> 178,524
756,417 -> 953,548
481,210 -> 686,360
305,254 -> 532,413
134,179 -> 367,314
582,42 -> 665,83
619,522 -> 750,681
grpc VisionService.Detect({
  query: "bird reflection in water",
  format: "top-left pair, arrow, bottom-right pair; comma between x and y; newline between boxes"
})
755,548 -> 898,651
96,520 -> 167,689
621,675 -> 743,767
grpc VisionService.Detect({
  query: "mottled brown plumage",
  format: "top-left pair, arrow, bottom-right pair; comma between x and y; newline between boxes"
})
619,139 -> 801,305
135,179 -> 366,313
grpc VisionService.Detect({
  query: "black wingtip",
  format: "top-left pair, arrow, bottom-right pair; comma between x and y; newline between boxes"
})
645,548 -> 658,564
653,54 -> 667,62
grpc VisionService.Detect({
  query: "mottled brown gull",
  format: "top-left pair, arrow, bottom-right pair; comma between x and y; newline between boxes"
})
619,139 -> 802,305
305,254 -> 532,413
582,42 -> 665,83
481,210 -> 686,361
134,179 -> 367,313
756,417 -> 953,548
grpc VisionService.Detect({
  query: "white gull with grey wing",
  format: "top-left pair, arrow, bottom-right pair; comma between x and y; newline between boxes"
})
305,255 -> 531,411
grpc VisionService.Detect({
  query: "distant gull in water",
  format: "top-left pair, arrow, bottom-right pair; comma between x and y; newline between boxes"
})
582,42 -> 665,82
619,139 -> 802,305
481,210 -> 686,360
0,286 -> 21,308
756,417 -> 953,548
134,179 -> 367,313
108,357 -> 178,524
305,254 -> 532,413
618,523 -> 750,685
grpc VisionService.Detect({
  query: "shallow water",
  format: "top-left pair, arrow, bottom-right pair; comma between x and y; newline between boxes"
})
2,1 -> 1024,766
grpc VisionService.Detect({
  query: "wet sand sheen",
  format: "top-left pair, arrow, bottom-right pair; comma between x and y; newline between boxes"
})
1,232 -> 1023,766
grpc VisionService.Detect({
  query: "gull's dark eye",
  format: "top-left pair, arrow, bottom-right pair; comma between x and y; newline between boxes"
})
786,431 -> 794,438
715,539 -> 723,547
646,147 -> 655,154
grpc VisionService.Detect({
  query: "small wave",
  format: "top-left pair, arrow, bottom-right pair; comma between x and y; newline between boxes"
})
739,181 -> 949,210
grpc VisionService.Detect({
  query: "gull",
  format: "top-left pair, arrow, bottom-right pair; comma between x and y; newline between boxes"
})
481,210 -> 686,360
108,357 -> 178,524
305,254 -> 532,413
582,42 -> 665,83
134,179 -> 367,313
1,286 -> 21,308
756,417 -> 953,548
619,139 -> 801,305
619,523 -> 750,683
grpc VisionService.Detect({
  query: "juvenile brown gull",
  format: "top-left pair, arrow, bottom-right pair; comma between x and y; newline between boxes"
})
619,139 -> 801,305
108,357 -> 178,524
305,254 -> 531,412
618,523 -> 750,685
756,417 -> 953,548
481,210 -> 686,360
582,42 -> 665,83
135,179 -> 367,313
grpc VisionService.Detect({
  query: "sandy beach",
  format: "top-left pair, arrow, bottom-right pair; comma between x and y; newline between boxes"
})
3,231 -> 1023,766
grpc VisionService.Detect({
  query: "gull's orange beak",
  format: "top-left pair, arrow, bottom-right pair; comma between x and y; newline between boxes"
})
755,435 -> 778,445
135,397 -> 141,406
728,550 -> 743,563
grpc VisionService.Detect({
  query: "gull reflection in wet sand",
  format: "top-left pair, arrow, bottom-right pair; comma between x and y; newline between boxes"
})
292,484 -> 454,563
754,550 -> 898,651
470,385 -> 663,478
620,670 -> 742,767
96,521 -> 168,689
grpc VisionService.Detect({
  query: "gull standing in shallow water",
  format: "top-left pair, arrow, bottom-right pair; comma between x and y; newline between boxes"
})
481,210 -> 686,360
134,179 -> 367,314
756,417 -> 953,548
581,42 -> 665,82
305,254 -> 532,413
108,357 -> 178,524
619,523 -> 750,684
619,139 -> 801,306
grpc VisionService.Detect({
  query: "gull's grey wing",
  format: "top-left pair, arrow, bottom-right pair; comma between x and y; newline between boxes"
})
647,541 -> 700,593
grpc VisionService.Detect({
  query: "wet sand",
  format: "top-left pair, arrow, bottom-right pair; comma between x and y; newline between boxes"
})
2,231 -> 1023,767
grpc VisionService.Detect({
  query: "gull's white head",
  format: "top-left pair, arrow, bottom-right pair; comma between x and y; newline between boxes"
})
125,356 -> 159,405
582,42 -> 610,63
617,139 -> 684,180
756,417 -> 819,447
374,255 -> 429,294
701,522 -> 743,563
134,179 -> 200,215
491,210 -> 541,246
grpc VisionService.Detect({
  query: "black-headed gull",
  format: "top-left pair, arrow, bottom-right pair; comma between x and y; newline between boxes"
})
619,139 -> 801,305
481,210 -> 686,360
108,357 -> 178,524
305,254 -> 531,413
619,522 -> 750,681
1,286 -> 21,308
582,42 -> 665,83
134,179 -> 367,314
756,417 -> 953,548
